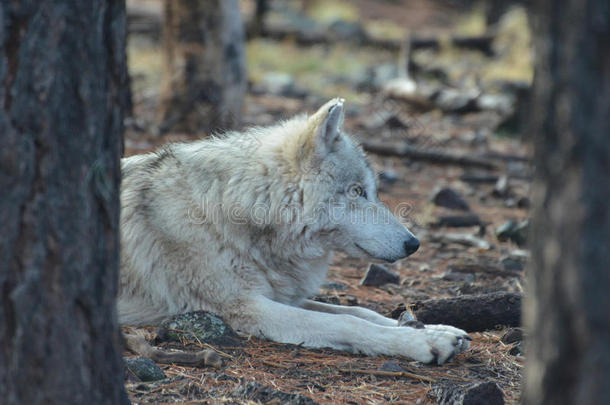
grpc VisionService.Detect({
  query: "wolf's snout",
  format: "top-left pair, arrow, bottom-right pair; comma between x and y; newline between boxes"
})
404,237 -> 420,256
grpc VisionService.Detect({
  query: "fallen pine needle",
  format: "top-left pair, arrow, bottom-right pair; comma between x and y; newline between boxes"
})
262,359 -> 291,368
336,368 -> 436,383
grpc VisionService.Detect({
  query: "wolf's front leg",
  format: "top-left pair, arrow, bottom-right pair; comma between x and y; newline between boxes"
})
234,297 -> 469,365
301,299 -> 398,327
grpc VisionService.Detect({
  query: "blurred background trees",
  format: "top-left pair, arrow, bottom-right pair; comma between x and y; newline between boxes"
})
157,0 -> 246,134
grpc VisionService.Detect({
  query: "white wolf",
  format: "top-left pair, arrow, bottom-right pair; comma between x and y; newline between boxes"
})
118,98 -> 470,364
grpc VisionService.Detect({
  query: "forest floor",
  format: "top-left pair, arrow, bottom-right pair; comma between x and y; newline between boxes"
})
123,1 -> 532,403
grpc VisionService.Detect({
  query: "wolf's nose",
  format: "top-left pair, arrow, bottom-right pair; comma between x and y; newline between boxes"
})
404,238 -> 420,256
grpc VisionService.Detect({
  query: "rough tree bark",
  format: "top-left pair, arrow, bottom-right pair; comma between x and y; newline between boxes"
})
157,0 -> 246,134
0,2 -> 130,404
524,0 -> 610,404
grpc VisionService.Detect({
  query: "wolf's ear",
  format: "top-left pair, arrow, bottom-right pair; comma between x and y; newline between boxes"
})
310,98 -> 344,156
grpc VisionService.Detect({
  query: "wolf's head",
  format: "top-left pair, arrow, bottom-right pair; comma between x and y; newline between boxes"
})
280,98 -> 419,263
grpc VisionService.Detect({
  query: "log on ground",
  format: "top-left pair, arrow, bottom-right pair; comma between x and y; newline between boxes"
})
405,292 -> 522,332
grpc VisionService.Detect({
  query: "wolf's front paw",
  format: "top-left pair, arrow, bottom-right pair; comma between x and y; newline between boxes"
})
401,325 -> 471,365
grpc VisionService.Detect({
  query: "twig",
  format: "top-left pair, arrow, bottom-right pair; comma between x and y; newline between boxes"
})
262,360 -> 291,369
337,367 -> 436,383
124,333 -> 223,368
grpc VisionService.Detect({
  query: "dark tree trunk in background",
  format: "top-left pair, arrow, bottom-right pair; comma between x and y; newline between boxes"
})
524,0 -> 610,404
157,0 -> 246,135
0,2 -> 129,404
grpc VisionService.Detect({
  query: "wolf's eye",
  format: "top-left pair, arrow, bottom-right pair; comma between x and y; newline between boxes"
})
349,184 -> 367,199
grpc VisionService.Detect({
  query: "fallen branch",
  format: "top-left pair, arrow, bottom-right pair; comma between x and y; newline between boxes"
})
406,292 -> 522,332
447,262 -> 521,278
361,140 -> 498,170
124,333 -> 222,368
432,214 -> 482,228
427,232 -> 492,250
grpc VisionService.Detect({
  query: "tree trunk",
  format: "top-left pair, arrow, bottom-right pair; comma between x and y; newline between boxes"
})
0,2 -> 129,404
523,0 -> 610,404
157,0 -> 246,135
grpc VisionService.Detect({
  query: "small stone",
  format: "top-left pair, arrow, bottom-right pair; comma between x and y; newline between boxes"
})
360,264 -> 400,287
432,187 -> 470,211
517,196 -> 530,208
500,256 -> 524,271
476,93 -> 514,115
434,88 -> 479,113
509,342 -> 522,356
159,311 -> 242,347
512,220 -> 530,247
463,382 -> 505,405
345,295 -> 359,306
492,176 -> 511,198
495,220 -> 529,247
124,357 -> 166,382
419,264 -> 431,273
510,249 -> 530,259
435,381 -> 505,405
442,270 -> 475,283
501,328 -> 523,344
504,198 -> 517,208
379,361 -> 406,372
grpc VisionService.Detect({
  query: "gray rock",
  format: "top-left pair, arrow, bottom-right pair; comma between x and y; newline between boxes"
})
360,264 -> 400,287
476,93 -> 514,115
124,357 -> 166,382
517,196 -> 531,208
159,311 -> 242,347
434,88 -> 479,113
496,220 -> 529,247
500,256 -> 524,271
492,176 -> 511,198
435,381 -> 504,405
432,187 -> 470,211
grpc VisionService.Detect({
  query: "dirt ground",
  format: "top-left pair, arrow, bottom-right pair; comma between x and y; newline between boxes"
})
123,1 -> 531,403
